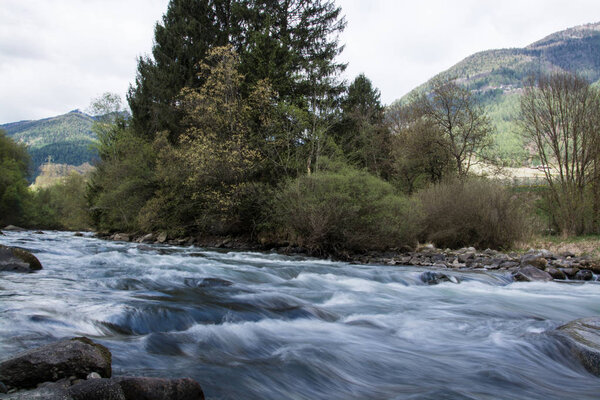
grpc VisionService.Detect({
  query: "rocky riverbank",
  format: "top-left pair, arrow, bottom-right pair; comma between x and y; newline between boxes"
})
99,232 -> 600,283
0,337 -> 204,399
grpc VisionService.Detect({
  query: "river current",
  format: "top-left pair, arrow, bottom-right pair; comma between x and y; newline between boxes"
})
0,231 -> 599,399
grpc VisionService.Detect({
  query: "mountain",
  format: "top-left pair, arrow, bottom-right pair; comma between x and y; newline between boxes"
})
1,110 -> 98,175
398,22 -> 600,165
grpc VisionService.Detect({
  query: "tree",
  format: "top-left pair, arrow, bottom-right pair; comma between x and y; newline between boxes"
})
87,95 -> 155,232
0,131 -> 31,226
127,0 -> 346,142
138,47 -> 267,235
386,103 -> 453,193
127,0 -> 231,139
335,74 -> 391,177
520,72 -> 600,235
415,77 -> 493,176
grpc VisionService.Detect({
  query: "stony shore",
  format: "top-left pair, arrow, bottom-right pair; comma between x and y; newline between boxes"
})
99,232 -> 600,283
0,337 -> 204,399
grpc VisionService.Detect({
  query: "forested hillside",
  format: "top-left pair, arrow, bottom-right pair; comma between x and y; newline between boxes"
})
399,22 -> 600,165
1,110 -> 97,175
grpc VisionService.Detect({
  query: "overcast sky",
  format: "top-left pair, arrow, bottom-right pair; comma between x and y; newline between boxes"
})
1,0 -> 600,123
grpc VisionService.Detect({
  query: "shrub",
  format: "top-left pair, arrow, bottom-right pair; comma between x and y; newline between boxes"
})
272,165 -> 419,255
416,177 -> 530,249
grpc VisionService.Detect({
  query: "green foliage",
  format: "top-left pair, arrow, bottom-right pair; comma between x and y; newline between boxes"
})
139,47 -> 267,235
28,172 -> 91,230
128,0 -> 346,141
273,164 -> 419,254
87,126 -> 155,232
416,178 -> 531,250
334,74 -> 392,178
0,131 -> 31,226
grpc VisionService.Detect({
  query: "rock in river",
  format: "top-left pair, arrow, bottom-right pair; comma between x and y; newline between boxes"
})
0,245 -> 43,273
556,317 -> 600,376
511,265 -> 553,282
0,337 -> 111,389
0,337 -> 205,399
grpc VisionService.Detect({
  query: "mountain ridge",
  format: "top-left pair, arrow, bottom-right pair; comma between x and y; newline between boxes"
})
1,110 -> 97,175
398,21 -> 600,165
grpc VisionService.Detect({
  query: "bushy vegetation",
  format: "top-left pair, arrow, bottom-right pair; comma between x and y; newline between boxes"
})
0,130 -> 31,226
272,164 -> 418,254
417,178 -> 531,249
0,130 -> 90,230
28,172 -> 91,230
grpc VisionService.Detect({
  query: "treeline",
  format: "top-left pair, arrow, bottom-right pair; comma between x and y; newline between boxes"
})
0,131 -> 90,230
6,1 -> 597,254
84,0 -> 531,254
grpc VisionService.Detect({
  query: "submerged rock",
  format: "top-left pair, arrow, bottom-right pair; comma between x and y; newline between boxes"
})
511,265 -> 553,282
0,337 -> 111,389
420,271 -> 459,285
557,317 -> 600,376
0,245 -> 43,273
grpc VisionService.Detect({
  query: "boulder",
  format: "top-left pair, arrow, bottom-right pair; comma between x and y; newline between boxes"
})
68,377 -> 204,400
0,245 -> 43,273
0,337 -> 111,389
3,225 -> 26,232
556,317 -> 600,376
0,382 -> 72,399
420,271 -> 459,285
574,270 -> 594,281
561,267 -> 580,278
73,233 -> 84,237
112,233 -> 130,242
520,253 -> 548,269
546,267 -> 567,280
157,232 -> 168,244
511,265 -> 553,282
138,233 -> 154,244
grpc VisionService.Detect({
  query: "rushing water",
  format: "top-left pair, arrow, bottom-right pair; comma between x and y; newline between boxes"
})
1,231 -> 600,399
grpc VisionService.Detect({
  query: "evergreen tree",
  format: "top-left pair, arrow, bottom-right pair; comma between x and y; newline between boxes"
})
127,0 -> 346,142
334,74 -> 391,177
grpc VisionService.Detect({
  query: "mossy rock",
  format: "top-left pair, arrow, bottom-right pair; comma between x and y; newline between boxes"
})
0,245 -> 43,272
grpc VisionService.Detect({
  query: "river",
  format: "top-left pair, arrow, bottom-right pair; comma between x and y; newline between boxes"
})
1,231 -> 599,399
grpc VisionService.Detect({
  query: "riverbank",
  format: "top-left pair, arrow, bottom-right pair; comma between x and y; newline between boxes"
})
97,231 -> 600,283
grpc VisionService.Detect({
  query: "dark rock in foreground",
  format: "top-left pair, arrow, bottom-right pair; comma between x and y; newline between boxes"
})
0,245 -> 43,273
0,337 -> 111,389
0,337 -> 204,399
557,317 -> 600,376
69,377 -> 204,400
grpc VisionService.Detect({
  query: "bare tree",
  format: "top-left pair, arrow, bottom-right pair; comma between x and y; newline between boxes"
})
520,72 -> 600,235
386,102 -> 453,193
415,77 -> 493,176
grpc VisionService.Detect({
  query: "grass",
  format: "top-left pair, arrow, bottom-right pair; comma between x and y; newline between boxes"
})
517,235 -> 600,259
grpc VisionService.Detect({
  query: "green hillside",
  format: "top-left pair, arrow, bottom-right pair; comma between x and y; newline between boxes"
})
1,110 -> 98,175
398,22 -> 600,166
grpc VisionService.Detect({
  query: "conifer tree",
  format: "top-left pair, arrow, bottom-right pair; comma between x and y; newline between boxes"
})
127,0 -> 346,142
